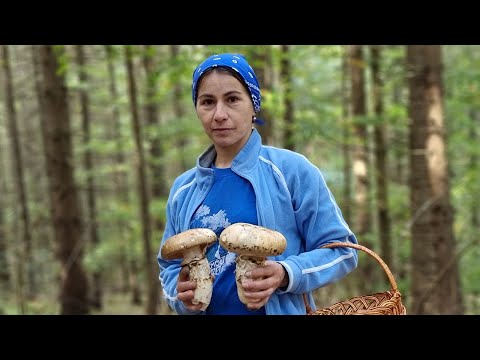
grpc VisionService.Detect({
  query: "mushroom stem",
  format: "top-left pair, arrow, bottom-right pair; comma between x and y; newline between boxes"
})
181,246 -> 205,265
235,255 -> 266,304
187,257 -> 213,311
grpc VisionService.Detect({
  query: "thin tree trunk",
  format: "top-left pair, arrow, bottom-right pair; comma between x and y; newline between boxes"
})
280,45 -> 295,150
38,45 -> 89,315
104,45 -> 132,294
341,45 -> 352,224
31,44 -> 57,303
252,46 -> 274,145
142,45 -> 168,221
350,45 -> 374,292
369,45 -> 393,272
1,45 -> 35,303
75,45 -> 102,310
468,109 -> 479,228
0,143 -> 11,299
350,45 -> 371,236
391,83 -> 406,184
142,44 -> 162,310
170,45 -> 189,172
407,45 -> 463,314
124,45 -> 157,314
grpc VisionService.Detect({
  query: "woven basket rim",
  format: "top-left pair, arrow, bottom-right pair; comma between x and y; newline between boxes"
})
304,242 -> 407,315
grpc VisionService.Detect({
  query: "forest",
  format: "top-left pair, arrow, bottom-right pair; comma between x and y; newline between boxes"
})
0,45 -> 478,315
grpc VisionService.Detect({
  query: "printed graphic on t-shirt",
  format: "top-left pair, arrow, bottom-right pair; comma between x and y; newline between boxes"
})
191,205 -> 235,276
193,205 -> 230,233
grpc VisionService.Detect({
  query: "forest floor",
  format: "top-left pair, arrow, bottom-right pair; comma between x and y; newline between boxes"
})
91,291 -> 175,315
1,291 -> 175,315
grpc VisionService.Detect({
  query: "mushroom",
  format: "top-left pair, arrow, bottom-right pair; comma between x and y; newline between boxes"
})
161,228 -> 217,311
219,223 -> 287,304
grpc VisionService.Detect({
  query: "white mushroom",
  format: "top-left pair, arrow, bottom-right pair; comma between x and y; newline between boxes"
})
161,228 -> 217,311
219,223 -> 287,304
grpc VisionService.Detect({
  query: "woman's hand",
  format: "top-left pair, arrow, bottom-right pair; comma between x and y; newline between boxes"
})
240,260 -> 288,310
176,266 -> 204,312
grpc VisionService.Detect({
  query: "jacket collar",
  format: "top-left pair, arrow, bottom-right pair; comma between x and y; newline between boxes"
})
196,128 -> 262,177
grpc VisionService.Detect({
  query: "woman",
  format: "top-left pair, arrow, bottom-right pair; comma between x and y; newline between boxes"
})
158,53 -> 358,315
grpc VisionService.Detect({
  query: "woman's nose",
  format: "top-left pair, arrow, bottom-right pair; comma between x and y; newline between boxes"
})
213,102 -> 228,121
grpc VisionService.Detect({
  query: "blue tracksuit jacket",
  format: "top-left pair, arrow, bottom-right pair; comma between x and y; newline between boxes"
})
157,128 -> 358,315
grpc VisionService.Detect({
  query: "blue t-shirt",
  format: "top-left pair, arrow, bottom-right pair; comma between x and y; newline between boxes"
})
190,166 -> 265,315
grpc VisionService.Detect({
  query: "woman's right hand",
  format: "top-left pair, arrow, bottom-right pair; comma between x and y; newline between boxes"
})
176,265 -> 204,312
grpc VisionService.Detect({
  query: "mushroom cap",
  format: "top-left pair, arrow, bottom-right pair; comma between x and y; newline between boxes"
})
219,223 -> 287,257
161,228 -> 217,260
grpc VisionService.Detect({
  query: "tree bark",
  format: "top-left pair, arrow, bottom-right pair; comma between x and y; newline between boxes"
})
75,45 -> 102,310
1,45 -> 35,303
341,45 -> 352,224
104,45 -> 133,294
38,45 -> 89,314
349,45 -> 374,292
124,45 -> 157,314
369,45 -> 393,272
252,46 -> 274,145
280,45 -> 295,150
407,45 -> 463,314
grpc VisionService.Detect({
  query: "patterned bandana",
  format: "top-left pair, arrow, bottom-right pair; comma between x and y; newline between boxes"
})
192,53 -> 261,113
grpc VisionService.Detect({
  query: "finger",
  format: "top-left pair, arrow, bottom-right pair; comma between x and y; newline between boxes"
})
246,267 -> 271,280
177,279 -> 197,293
186,303 -> 204,312
246,261 -> 280,279
242,277 -> 275,292
243,287 -> 273,300
177,289 -> 195,302
246,298 -> 268,310
178,290 -> 204,312
178,265 -> 190,281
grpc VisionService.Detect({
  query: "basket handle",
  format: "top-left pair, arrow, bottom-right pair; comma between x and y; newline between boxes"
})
320,242 -> 399,291
302,242 -> 401,314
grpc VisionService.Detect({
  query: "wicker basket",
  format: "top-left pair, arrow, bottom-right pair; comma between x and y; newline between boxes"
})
304,242 -> 407,315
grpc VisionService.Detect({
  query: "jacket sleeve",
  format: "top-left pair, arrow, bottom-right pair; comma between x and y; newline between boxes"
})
276,156 -> 359,295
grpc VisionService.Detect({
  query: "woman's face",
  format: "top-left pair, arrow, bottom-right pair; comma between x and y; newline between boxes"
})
195,70 -> 254,153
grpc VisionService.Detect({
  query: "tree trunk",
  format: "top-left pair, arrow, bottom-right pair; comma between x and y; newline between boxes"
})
468,109 -> 479,228
170,45 -> 189,173
124,45 -> 157,314
142,45 -> 168,221
341,45 -> 352,224
252,46 -> 274,145
369,45 -> 393,272
407,45 -> 463,314
104,45 -> 132,293
1,45 -> 35,302
75,45 -> 102,310
0,144 -> 11,299
350,45 -> 374,292
280,45 -> 295,150
37,45 -> 89,314
142,44 -> 163,310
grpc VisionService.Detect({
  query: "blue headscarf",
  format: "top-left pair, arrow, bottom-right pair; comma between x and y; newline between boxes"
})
192,53 -> 261,113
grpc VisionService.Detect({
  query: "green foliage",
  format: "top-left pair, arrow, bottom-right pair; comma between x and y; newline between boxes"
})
462,250 -> 480,294
3,44 -> 480,314
53,45 -> 69,77
150,198 -> 167,226
84,236 -> 122,273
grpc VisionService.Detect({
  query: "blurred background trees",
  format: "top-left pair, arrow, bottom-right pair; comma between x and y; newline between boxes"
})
0,45 -> 478,315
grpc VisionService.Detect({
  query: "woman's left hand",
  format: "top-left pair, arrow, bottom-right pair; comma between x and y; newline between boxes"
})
241,260 -> 287,310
